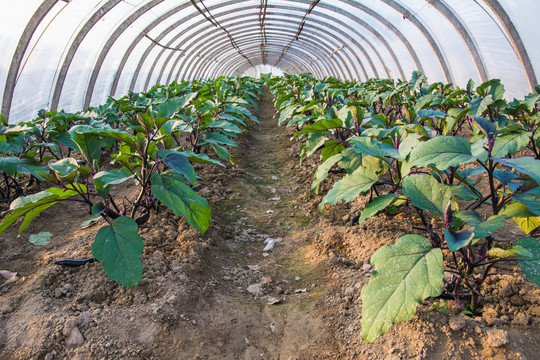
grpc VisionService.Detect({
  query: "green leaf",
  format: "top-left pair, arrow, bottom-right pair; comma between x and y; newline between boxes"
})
320,166 -> 378,210
303,133 -> 326,158
493,156 -> 540,184
338,147 -> 362,173
157,93 -> 197,118
471,117 -> 498,140
295,118 -> 342,136
356,194 -> 396,227
444,229 -> 474,251
360,235 -> 443,343
491,132 -> 530,159
402,175 -> 452,217
278,105 -> 297,126
409,136 -> 475,171
207,141 -> 230,161
350,137 -> 389,159
515,237 -> 540,286
150,171 -> 211,233
91,202 -> 106,216
94,168 -> 135,186
0,186 -> 83,235
181,150 -> 224,167
511,191 -> 540,216
417,109 -> 447,119
469,95 -> 493,116
207,121 -> 242,134
312,154 -> 342,194
0,157 -> 48,180
321,140 -> 345,162
81,216 -> 102,228
69,126 -> 109,163
49,158 -> 79,181
158,149 -> 196,185
494,157 -> 540,184
92,217 -> 143,288
205,131 -> 237,147
29,232 -> 53,246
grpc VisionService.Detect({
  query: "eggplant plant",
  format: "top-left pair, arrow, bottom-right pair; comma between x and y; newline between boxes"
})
269,73 -> 540,344
0,76 -> 263,287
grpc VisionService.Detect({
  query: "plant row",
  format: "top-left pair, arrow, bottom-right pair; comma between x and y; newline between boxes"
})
0,76 -> 264,287
268,72 -> 540,343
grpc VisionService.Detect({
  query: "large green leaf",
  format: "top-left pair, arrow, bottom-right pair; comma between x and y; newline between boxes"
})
278,105 -> 297,126
469,95 -> 493,116
0,156 -> 48,180
94,168 -> 135,186
402,175 -> 452,217
92,217 -> 143,288
158,149 -> 196,185
295,118 -> 342,136
319,166 -> 378,210
474,215 -> 508,238
338,147 -> 362,173
181,150 -> 225,167
205,131 -> 237,147
361,235 -> 443,343
350,137 -> 389,159
515,237 -> 540,286
356,194 -> 396,227
157,93 -> 197,118
49,158 -> 79,181
150,171 -> 211,233
511,190 -> 540,216
321,140 -> 345,162
409,136 -> 475,171
69,126 -> 110,163
207,121 -> 242,134
312,153 -> 342,194
491,132 -> 530,159
494,157 -> 540,184
0,185 -> 83,235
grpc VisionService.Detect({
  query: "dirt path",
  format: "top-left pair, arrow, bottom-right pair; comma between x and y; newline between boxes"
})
156,89 -> 338,359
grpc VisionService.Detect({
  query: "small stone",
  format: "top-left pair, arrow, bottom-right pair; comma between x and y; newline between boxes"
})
486,329 -> 509,348
512,313 -> 530,326
64,283 -> 74,292
362,263 -> 372,272
247,284 -> 263,296
295,276 -> 301,281
191,320 -> 197,325
63,319 -> 78,336
54,288 -> 63,298
510,294 -> 525,306
474,325 -> 483,334
65,326 -> 85,348
499,281 -> 514,298
271,175 -> 278,181
449,316 -> 467,331
530,305 -> 540,317
344,287 -> 355,296
77,312 -> 92,327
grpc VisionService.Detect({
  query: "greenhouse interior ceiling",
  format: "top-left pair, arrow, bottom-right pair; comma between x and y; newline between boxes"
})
1,0 -> 539,124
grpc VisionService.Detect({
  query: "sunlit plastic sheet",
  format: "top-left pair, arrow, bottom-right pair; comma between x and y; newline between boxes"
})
1,0 -> 539,123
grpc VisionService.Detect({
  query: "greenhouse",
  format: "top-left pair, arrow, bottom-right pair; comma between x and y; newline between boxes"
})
1,1 -> 539,359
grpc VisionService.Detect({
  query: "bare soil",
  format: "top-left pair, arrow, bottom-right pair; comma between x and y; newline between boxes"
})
1,89 -> 539,360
